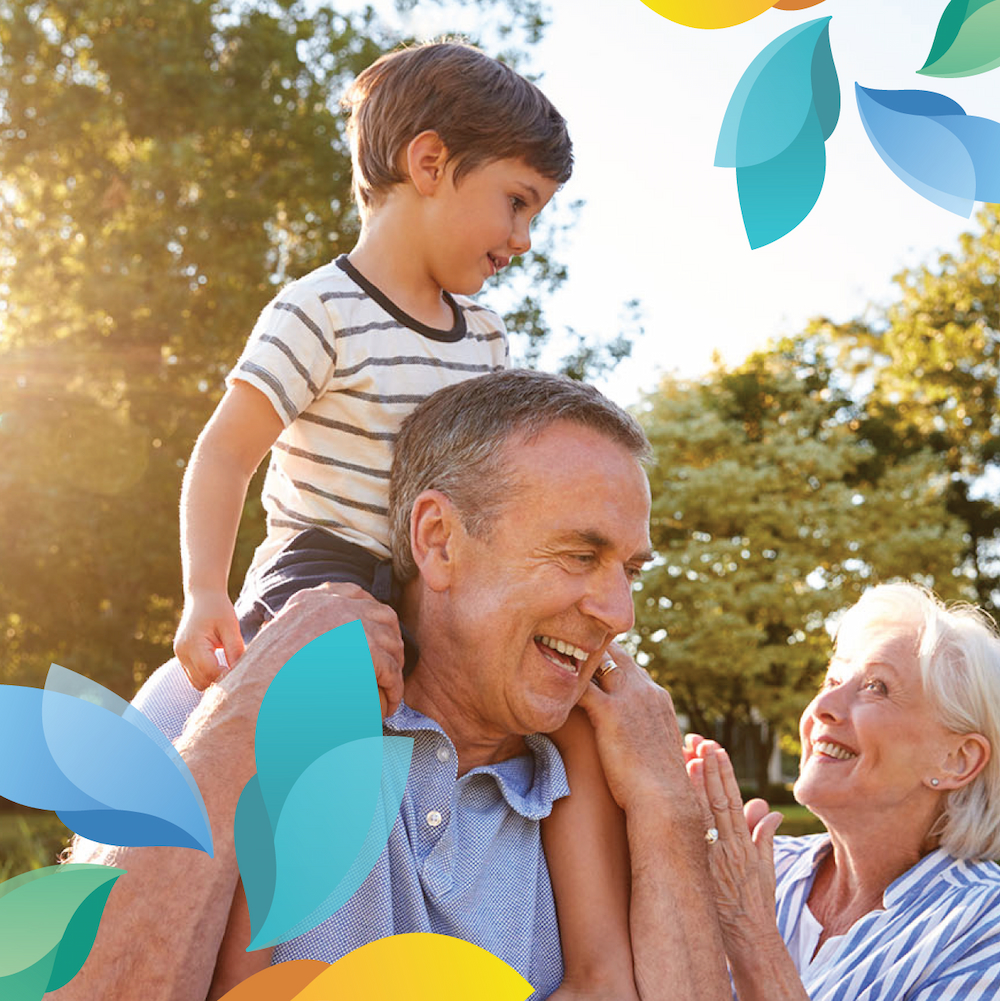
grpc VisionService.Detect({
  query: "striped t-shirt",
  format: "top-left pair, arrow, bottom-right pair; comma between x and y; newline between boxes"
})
228,255 -> 508,571
773,834 -> 1000,999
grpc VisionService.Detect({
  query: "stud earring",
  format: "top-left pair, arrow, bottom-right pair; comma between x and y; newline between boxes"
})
930,778 -> 940,787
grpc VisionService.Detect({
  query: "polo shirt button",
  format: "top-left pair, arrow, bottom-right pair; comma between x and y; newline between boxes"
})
436,746 -> 451,763
426,810 -> 443,828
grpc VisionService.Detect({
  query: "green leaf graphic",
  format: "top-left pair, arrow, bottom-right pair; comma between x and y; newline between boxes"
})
0,864 -> 125,999
919,0 -> 1000,77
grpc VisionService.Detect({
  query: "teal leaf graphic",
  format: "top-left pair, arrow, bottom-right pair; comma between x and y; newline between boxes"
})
919,0 -> 1000,78
855,85 -> 1000,216
715,16 -> 839,248
0,864 -> 125,999
0,666 -> 212,853
234,620 -> 413,950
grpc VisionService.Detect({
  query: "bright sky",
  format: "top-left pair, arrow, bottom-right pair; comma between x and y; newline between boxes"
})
391,0 -> 1000,405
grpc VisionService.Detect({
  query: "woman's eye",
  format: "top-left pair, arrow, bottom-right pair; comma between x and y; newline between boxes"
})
864,678 -> 888,695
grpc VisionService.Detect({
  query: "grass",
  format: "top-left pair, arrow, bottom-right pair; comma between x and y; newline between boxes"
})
774,803 -> 826,837
0,803 -> 824,885
0,812 -> 74,880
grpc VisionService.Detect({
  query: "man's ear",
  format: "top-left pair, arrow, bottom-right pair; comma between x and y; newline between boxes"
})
409,489 -> 460,591
404,130 -> 450,196
937,732 -> 991,790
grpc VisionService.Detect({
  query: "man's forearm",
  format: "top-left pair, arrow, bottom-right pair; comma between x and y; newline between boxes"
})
626,791 -> 732,1001
52,687 -> 256,1001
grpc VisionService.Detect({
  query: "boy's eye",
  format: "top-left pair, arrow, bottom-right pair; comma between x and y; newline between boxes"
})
510,195 -> 527,212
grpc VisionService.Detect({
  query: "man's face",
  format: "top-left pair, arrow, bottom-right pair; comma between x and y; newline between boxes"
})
444,420 -> 652,737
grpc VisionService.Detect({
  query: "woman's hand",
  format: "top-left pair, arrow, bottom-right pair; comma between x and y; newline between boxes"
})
686,739 -> 784,948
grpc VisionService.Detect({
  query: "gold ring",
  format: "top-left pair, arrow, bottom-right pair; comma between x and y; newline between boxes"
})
595,657 -> 617,679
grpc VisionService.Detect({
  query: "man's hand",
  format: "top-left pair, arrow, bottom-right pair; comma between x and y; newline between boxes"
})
245,582 -> 405,718
576,644 -> 693,815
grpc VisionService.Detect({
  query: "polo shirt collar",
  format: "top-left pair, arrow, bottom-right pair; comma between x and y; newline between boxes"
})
384,701 -> 569,820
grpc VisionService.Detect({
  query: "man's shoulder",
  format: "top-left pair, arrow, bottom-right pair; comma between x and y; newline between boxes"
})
131,657 -> 206,745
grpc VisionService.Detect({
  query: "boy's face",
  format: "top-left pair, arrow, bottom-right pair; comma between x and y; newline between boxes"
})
426,157 -> 559,295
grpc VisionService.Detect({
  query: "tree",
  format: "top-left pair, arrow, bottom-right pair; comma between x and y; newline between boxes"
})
0,0 -> 622,694
812,203 -> 1000,616
634,340 -> 966,793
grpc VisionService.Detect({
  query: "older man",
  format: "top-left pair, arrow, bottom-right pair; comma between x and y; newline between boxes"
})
57,370 -> 729,1000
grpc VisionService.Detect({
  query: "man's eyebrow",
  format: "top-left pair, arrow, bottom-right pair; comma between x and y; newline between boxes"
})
556,530 -> 653,564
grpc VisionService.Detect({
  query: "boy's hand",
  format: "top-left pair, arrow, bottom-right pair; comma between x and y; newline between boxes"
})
280,582 -> 405,718
174,591 -> 246,691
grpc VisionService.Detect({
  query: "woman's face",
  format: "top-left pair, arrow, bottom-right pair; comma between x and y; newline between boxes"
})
794,621 -> 956,828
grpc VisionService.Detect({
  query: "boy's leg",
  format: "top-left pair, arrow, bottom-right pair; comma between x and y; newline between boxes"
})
235,528 -> 418,672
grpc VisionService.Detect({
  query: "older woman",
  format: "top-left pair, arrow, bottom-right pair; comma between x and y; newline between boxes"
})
688,582 -> 1000,1000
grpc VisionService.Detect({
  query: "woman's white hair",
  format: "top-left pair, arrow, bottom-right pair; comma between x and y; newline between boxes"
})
837,582 -> 1000,860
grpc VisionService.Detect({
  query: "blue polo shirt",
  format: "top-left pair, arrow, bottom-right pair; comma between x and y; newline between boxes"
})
133,661 -> 569,998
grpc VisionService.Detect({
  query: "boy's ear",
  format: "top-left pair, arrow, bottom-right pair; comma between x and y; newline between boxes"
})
409,489 -> 460,591
404,130 -> 450,196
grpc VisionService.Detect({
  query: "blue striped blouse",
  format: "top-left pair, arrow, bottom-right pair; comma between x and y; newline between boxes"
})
773,834 -> 1000,1000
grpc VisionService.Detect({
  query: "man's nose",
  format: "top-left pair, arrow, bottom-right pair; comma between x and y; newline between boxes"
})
579,565 -> 636,636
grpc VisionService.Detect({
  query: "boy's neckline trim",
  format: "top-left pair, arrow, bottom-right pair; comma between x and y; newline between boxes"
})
336,255 -> 467,343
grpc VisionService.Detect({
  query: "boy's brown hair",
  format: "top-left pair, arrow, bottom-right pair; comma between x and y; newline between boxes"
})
341,40 -> 573,217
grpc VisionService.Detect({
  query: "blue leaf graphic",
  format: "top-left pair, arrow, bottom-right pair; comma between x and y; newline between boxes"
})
234,620 -> 413,950
716,17 -> 840,248
855,84 -> 1000,216
0,667 -> 212,853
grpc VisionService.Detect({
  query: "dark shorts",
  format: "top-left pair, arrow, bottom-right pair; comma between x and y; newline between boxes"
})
235,528 -> 418,673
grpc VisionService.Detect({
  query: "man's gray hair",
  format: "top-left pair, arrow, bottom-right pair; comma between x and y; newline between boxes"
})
388,369 -> 652,583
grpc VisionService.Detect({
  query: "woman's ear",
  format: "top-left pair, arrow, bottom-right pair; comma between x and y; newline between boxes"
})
404,130 -> 450,196
409,489 -> 459,592
937,733 -> 991,790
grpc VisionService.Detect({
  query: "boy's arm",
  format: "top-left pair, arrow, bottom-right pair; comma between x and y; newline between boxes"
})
545,708 -> 640,1001
206,879 -> 273,1000
175,381 -> 285,687
578,654 -> 732,1001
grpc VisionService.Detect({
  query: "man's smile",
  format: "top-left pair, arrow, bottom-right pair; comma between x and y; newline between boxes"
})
534,634 -> 590,676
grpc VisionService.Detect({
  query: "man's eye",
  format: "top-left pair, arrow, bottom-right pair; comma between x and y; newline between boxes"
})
570,553 -> 596,566
625,565 -> 644,583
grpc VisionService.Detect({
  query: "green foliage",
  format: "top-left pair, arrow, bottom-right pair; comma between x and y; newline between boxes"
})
0,0 -> 621,695
0,813 -> 72,881
635,339 -> 967,790
811,203 -> 1000,615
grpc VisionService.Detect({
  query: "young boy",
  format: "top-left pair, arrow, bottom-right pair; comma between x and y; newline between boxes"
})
175,40 -> 637,999
174,39 -> 569,689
